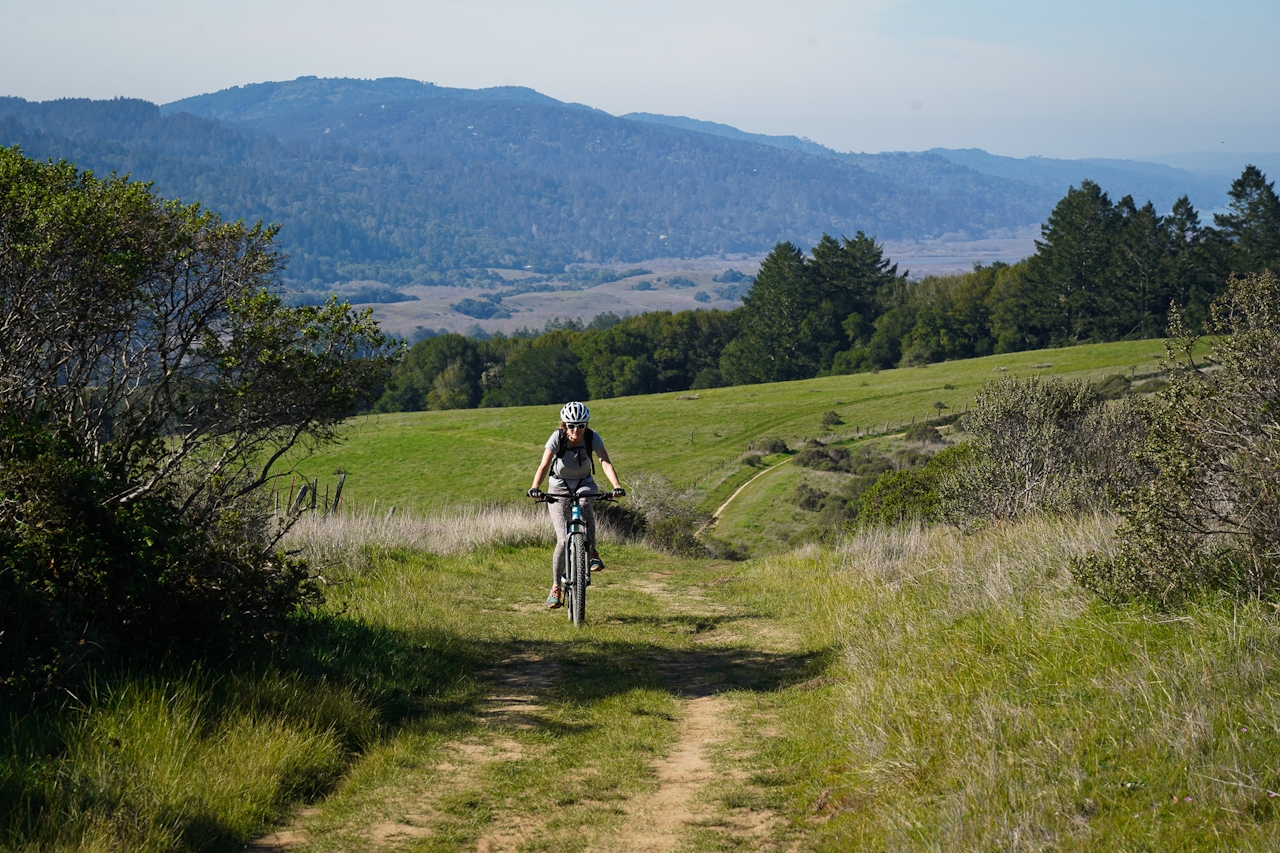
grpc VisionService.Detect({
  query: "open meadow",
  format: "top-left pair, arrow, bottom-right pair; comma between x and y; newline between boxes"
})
289,338 -> 1169,524
12,336 -> 1273,853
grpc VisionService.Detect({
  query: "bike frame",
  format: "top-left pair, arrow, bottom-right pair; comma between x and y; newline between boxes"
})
537,491 -> 615,626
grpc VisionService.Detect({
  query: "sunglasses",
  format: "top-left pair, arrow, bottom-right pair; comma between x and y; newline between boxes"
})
565,423 -> 588,430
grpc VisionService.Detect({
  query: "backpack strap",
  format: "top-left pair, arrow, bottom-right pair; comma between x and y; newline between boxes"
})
553,427 -> 595,476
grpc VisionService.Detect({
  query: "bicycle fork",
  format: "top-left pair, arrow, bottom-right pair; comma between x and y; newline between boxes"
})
567,504 -> 590,588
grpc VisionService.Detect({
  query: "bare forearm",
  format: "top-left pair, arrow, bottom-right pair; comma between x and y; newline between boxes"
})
600,459 -> 621,490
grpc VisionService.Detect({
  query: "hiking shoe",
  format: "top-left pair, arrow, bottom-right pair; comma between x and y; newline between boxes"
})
546,585 -> 562,609
589,550 -> 605,572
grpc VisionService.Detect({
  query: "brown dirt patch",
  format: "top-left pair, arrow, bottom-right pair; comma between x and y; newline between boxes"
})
592,694 -> 727,852
240,808 -> 318,851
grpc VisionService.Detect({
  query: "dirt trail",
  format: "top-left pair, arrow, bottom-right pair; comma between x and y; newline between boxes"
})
712,457 -> 792,520
588,694 -> 728,853
244,652 -> 556,853
244,570 -> 790,853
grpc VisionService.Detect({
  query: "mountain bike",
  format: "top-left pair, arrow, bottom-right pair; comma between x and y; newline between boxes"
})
534,491 -> 617,626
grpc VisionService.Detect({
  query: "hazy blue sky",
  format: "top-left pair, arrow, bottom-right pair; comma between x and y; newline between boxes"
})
2,0 -> 1277,158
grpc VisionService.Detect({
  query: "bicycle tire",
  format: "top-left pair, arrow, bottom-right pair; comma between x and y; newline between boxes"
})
567,531 -> 588,626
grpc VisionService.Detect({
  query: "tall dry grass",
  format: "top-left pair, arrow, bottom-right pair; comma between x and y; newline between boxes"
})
284,502 -> 625,573
748,514 -> 1280,850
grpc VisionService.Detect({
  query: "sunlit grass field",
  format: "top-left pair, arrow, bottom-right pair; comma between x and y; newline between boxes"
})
289,339 -> 1168,513
13,508 -> 1280,850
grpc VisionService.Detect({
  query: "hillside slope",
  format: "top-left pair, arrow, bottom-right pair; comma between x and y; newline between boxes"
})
0,77 -> 1233,289
290,339 -> 1167,515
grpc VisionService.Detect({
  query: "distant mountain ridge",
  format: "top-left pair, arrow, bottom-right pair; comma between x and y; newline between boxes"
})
163,75 -> 586,123
620,112 -> 839,159
0,76 -> 1256,289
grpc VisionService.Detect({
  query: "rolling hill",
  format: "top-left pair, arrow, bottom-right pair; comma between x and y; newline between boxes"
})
0,76 -> 1241,292
288,338 -> 1168,535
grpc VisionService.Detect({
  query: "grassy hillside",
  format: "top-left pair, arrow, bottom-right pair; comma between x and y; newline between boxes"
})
291,339 -> 1168,514
15,507 -> 1280,850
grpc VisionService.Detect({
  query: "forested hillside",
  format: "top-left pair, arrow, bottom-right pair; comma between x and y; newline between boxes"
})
0,76 -> 1236,291
374,167 -> 1280,412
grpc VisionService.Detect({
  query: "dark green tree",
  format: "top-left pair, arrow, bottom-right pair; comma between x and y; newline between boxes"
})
0,146 -> 396,683
1215,165 -> 1280,275
1162,196 -> 1224,331
718,242 -> 814,384
1025,180 -> 1119,343
814,232 -> 906,370
485,346 -> 587,407
375,333 -> 481,412
1111,196 -> 1168,339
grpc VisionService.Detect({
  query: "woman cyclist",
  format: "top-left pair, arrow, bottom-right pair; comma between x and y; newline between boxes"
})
528,401 -> 624,609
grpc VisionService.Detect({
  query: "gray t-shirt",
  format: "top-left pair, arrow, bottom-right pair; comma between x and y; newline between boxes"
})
546,429 -> 606,490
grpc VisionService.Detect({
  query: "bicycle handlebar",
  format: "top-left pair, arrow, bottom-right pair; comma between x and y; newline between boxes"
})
531,492 -> 619,504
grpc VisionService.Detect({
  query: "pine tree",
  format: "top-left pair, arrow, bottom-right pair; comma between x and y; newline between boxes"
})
1162,196 -> 1224,331
1111,196 -> 1168,338
1026,180 -> 1118,343
718,242 -> 813,384
1215,165 -> 1280,274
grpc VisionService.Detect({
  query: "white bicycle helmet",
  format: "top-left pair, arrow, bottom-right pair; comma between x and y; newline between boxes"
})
560,401 -> 590,424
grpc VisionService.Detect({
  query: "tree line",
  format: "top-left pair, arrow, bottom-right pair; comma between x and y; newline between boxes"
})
374,166 -> 1280,413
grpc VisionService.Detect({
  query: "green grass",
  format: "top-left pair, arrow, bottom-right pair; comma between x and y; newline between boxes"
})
715,517 -> 1280,850
11,508 -> 1280,850
290,339 -> 1170,512
0,670 -> 376,852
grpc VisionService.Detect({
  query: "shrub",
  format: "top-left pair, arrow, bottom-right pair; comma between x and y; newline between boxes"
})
1074,272 -> 1280,603
1092,373 -> 1131,400
819,410 -> 843,427
858,445 -> 971,527
626,473 -> 711,556
756,437 -> 790,455
0,420 -> 318,690
794,483 -> 827,511
0,148 -> 393,690
793,446 -> 853,472
938,376 -> 1148,526
904,422 -> 944,444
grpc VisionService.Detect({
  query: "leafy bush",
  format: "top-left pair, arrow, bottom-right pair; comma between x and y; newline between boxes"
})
1092,373 -> 1132,400
0,420 -> 318,690
756,437 -> 791,455
793,445 -> 853,472
858,445 -> 971,527
937,376 -> 1148,526
794,482 -> 827,511
0,148 -> 392,690
625,473 -> 710,556
819,410 -> 843,427
904,422 -> 944,444
1074,272 -> 1280,603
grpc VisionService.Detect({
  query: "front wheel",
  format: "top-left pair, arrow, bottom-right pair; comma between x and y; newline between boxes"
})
567,531 -> 588,626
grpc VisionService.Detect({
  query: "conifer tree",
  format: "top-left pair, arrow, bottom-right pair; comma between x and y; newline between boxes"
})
1215,165 -> 1280,275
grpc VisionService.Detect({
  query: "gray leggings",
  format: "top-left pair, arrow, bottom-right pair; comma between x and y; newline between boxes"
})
548,488 -> 597,586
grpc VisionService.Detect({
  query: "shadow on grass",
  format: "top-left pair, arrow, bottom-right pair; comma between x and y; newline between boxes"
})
272,612 -> 836,737
0,613 -> 831,850
600,612 -> 763,632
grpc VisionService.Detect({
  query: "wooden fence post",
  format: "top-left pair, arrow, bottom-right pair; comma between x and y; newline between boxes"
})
333,473 -> 346,514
